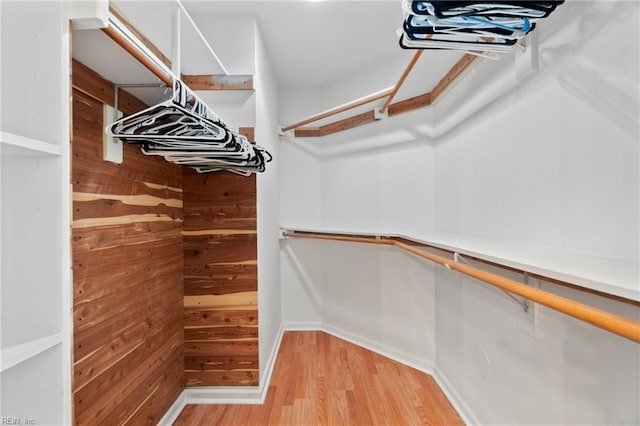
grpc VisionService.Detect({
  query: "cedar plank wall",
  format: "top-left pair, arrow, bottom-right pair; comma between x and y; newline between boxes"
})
183,162 -> 259,386
71,61 -> 184,424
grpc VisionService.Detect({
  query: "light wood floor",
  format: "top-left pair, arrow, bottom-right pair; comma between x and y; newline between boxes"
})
174,331 -> 464,425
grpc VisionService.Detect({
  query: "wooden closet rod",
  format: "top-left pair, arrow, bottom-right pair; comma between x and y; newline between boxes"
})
282,50 -> 425,132
380,50 -> 423,114
283,230 -> 640,344
287,53 -> 480,138
102,23 -> 173,87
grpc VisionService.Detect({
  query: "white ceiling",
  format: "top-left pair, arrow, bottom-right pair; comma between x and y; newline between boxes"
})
74,1 -> 406,90
181,0 -> 405,88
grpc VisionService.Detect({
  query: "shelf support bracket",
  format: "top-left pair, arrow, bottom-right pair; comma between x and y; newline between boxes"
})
104,83 -> 167,164
455,252 -> 530,312
523,272 -> 530,313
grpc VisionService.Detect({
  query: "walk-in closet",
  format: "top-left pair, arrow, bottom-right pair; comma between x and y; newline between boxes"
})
1,1 -> 638,425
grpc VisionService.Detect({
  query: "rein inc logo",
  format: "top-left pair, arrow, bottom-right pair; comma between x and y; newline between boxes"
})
1,418 -> 35,425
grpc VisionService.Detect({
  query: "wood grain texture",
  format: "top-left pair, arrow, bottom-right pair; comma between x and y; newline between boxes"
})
319,110 -> 377,136
182,74 -> 253,91
388,92 -> 432,117
173,331 -> 464,425
292,127 -> 321,138
238,127 -> 255,143
294,111 -> 377,138
71,59 -> 147,115
282,89 -> 393,132
72,87 -> 184,425
380,50 -> 423,113
429,53 -> 480,104
183,169 -> 258,386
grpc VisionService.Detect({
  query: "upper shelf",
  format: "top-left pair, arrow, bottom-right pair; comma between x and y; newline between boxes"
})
0,332 -> 64,373
282,226 -> 640,303
0,131 -> 61,157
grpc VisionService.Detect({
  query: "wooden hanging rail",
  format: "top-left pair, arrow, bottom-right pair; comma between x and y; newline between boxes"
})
102,16 -> 173,87
109,4 -> 172,69
281,88 -> 394,133
283,230 -> 640,344
285,53 -> 481,138
103,6 -> 252,91
380,50 -> 423,114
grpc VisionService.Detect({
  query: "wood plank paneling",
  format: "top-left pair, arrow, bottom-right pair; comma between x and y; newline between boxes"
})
174,331 -> 464,425
72,59 -> 147,115
183,168 -> 258,386
72,88 -> 184,425
182,74 -> 254,91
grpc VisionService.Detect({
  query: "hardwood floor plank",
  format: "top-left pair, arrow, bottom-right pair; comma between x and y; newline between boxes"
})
173,331 -> 464,425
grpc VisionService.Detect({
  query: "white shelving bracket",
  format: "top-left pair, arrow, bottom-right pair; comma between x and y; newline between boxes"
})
374,108 -> 388,120
523,271 -> 531,313
103,103 -> 123,164
455,252 -> 530,312
515,30 -> 539,81
104,83 -> 166,164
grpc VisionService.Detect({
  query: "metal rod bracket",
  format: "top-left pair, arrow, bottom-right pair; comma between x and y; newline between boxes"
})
374,108 -> 388,120
456,252 -> 529,312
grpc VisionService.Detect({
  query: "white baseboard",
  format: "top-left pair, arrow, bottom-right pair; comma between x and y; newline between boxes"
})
184,386 -> 262,404
281,321 -> 323,331
258,324 -> 286,403
156,389 -> 187,426
434,366 -> 481,426
321,323 -> 435,375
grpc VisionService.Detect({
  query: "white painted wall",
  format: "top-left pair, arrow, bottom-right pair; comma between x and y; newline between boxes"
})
255,21 -> 282,386
279,140 -> 322,229
195,14 -> 256,75
278,1 -> 640,424
280,133 -> 438,370
320,141 -> 434,236
431,3 -> 640,423
435,261 -> 640,425
321,241 -> 436,371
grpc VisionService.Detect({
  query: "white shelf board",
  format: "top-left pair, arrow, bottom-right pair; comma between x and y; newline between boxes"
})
281,227 -> 640,302
0,332 -> 64,373
0,131 -> 61,157
196,90 -> 255,109
415,232 -> 639,302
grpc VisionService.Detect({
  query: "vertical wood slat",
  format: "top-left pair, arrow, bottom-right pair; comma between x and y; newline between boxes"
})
72,86 -> 184,424
183,167 -> 259,386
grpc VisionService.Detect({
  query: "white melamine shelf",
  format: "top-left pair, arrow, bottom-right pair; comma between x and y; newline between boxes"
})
0,332 -> 64,373
415,232 -> 639,302
197,90 -> 255,108
282,227 -> 640,302
0,131 -> 61,157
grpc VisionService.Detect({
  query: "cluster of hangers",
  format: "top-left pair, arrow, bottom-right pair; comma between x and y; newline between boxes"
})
107,79 -> 271,176
400,0 -> 564,54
